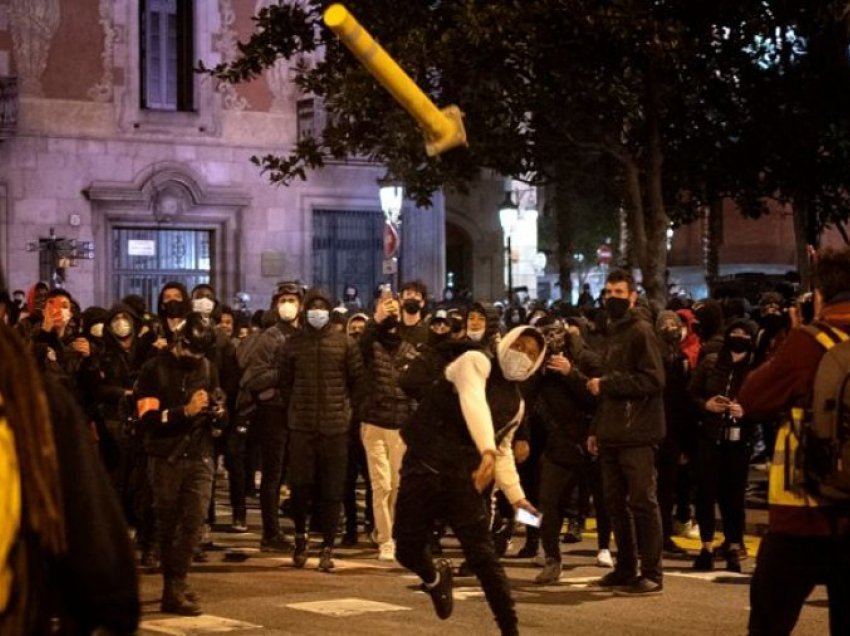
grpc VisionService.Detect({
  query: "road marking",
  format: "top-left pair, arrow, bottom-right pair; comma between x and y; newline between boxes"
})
140,615 -> 260,634
666,571 -> 751,581
285,598 -> 412,617
260,556 -> 392,570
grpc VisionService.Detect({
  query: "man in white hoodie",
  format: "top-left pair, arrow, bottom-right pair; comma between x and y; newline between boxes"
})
395,325 -> 545,636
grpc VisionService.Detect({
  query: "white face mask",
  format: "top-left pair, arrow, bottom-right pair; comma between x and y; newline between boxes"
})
467,328 -> 485,342
192,298 -> 215,316
306,309 -> 329,330
278,301 -> 298,322
90,323 -> 105,338
111,317 -> 133,339
499,347 -> 535,381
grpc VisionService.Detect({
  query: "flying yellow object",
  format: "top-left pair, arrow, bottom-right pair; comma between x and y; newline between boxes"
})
323,3 -> 468,157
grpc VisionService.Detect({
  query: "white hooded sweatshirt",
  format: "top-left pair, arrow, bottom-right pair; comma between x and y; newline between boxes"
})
444,326 -> 546,504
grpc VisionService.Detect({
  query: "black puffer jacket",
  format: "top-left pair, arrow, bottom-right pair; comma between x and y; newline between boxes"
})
279,308 -> 366,435
359,321 -> 416,429
591,307 -> 666,446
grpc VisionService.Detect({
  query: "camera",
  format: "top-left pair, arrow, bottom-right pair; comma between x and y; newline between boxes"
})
203,388 -> 228,437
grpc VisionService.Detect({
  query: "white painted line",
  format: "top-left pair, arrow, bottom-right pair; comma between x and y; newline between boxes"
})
285,598 -> 412,617
140,615 -> 261,634
666,571 -> 751,581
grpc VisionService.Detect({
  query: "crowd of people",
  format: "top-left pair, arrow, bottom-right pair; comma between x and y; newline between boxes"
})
1,252 -> 848,635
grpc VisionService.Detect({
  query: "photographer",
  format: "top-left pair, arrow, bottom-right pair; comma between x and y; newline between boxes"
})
687,319 -> 757,573
135,312 -> 225,616
524,317 -> 601,584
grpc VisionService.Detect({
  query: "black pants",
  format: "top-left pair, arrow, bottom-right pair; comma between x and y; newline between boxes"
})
288,430 -> 348,547
256,405 -> 288,540
600,444 -> 663,582
588,454 -> 612,550
394,455 -> 517,634
225,418 -> 253,523
149,456 -> 213,582
656,437 -> 680,541
539,458 -> 581,560
694,436 -> 748,544
750,533 -> 850,635
343,424 -> 373,536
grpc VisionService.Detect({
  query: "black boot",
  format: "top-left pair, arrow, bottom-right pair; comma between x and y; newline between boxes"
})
161,577 -> 202,616
318,546 -> 335,572
292,534 -> 308,568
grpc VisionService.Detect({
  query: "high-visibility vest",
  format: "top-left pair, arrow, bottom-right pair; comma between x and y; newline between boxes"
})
0,393 -> 21,612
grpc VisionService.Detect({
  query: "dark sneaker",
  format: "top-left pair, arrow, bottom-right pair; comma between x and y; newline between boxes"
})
597,569 -> 637,588
663,539 -> 688,556
292,536 -> 308,568
261,535 -> 292,553
516,543 -> 539,559
161,595 -> 202,616
423,559 -> 454,620
726,548 -> 742,573
341,532 -> 358,547
693,548 -> 714,571
317,547 -> 335,572
613,576 -> 663,596
716,541 -> 748,561
534,558 -> 562,585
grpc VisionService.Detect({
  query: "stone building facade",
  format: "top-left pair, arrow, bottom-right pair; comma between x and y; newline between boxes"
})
0,0 -> 452,311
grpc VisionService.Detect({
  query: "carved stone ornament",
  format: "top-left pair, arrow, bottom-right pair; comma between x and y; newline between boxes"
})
9,0 -> 61,97
214,0 -> 249,111
88,0 -> 117,102
255,0 -> 298,112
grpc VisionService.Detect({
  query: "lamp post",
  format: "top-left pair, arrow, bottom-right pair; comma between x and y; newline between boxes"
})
499,190 -> 519,302
379,177 -> 404,288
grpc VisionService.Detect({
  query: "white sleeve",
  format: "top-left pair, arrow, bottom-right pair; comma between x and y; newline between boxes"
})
445,351 -> 497,454
494,400 -> 526,505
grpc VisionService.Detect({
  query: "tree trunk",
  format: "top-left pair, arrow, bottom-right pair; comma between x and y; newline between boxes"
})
636,59 -> 669,307
622,155 -> 647,271
703,199 -> 722,293
792,196 -> 816,290
548,176 -> 574,303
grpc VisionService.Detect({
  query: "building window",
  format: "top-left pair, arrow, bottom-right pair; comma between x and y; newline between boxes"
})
297,97 -> 326,141
141,0 -> 194,111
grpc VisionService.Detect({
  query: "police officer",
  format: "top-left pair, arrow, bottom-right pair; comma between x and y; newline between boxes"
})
135,312 -> 225,615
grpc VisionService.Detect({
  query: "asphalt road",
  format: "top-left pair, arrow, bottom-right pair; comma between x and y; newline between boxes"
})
136,485 -> 830,636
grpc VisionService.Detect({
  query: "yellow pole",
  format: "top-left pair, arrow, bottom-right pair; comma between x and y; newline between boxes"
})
323,3 -> 467,157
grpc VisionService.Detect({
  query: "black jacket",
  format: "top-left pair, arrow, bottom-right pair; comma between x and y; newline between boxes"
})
525,332 -> 600,465
240,321 -> 299,408
279,323 -> 366,435
359,321 -> 416,429
591,308 -> 666,446
688,350 -> 753,441
135,351 -> 220,459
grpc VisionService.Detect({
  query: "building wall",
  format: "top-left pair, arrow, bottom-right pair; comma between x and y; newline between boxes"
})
0,0 -> 446,309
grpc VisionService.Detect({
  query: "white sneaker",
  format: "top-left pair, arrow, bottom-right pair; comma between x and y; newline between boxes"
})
675,519 -> 701,540
596,549 -> 614,568
378,541 -> 395,562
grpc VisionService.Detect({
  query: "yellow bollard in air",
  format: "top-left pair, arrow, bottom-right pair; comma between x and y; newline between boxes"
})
323,3 -> 467,157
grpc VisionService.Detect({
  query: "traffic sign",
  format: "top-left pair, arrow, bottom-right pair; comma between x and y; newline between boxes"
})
597,244 -> 613,265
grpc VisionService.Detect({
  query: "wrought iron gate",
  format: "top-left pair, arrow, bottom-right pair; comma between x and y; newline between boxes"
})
112,227 -> 212,311
312,208 -> 383,304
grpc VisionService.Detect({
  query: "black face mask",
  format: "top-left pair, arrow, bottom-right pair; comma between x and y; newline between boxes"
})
162,299 -> 187,319
176,353 -> 204,369
428,331 -> 451,346
761,313 -> 786,332
726,335 -> 752,354
661,327 -> 681,344
605,297 -> 630,321
402,299 -> 421,315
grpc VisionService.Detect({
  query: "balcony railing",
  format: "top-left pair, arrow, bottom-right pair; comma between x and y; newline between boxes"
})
0,76 -> 18,140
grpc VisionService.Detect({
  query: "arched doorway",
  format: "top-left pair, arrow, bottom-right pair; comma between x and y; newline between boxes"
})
445,221 -> 473,296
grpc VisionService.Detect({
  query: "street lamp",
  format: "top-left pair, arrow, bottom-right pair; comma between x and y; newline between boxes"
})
378,177 -> 404,287
498,190 -> 519,301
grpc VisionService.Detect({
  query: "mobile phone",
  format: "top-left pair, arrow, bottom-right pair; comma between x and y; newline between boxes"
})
380,284 -> 393,300
515,508 -> 542,528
